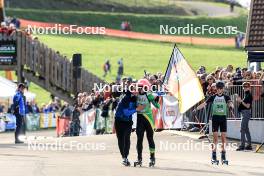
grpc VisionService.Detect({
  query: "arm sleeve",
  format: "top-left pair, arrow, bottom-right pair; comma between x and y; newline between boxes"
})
123,108 -> 136,117
13,94 -> 20,107
148,94 -> 160,109
244,94 -> 253,104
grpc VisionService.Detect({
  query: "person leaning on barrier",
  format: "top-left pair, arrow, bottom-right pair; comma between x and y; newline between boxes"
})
12,83 -> 26,144
70,104 -> 82,136
236,82 -> 253,151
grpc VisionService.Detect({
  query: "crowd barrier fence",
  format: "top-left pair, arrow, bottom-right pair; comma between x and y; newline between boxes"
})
0,112 -> 59,132
184,85 -> 264,127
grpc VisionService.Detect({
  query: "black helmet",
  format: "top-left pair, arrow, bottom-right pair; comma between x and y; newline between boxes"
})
216,81 -> 225,89
18,83 -> 26,89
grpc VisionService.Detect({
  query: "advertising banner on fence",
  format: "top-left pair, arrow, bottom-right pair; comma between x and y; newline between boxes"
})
80,109 -> 96,136
160,96 -> 183,129
40,113 -> 49,128
26,113 -> 40,131
0,41 -> 17,65
48,112 -> 57,128
40,112 -> 58,128
5,113 -> 16,130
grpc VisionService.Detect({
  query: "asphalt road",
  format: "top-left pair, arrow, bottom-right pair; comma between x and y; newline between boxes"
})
175,1 -> 240,17
0,130 -> 263,176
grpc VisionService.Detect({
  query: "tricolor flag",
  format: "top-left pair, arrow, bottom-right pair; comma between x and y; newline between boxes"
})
163,45 -> 205,113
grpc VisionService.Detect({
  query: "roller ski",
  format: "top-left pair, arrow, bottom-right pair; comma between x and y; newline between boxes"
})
133,159 -> 142,167
122,158 -> 131,167
149,157 -> 155,167
221,152 -> 229,165
211,152 -> 219,165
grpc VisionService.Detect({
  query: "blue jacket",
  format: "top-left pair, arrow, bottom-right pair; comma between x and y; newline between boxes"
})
115,92 -> 137,122
13,91 -> 26,116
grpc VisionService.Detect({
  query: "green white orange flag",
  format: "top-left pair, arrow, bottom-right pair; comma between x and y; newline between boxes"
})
163,45 -> 205,113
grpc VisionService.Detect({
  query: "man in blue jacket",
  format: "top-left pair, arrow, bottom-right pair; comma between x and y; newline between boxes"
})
13,83 -> 26,144
115,90 -> 145,166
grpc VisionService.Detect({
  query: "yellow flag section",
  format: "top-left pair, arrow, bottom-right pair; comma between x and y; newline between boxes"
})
164,45 -> 205,113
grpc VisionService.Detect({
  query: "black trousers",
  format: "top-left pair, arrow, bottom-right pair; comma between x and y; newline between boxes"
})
115,120 -> 133,159
136,114 -> 155,160
15,114 -> 25,141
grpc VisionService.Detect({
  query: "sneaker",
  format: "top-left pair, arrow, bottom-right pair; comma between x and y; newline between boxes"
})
236,146 -> 245,151
122,158 -> 131,166
245,145 -> 253,150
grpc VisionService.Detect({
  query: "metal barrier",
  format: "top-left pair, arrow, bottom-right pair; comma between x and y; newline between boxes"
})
185,84 -> 264,125
226,84 -> 264,120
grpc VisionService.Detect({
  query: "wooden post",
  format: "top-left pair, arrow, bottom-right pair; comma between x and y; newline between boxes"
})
16,31 -> 25,83
45,46 -> 50,90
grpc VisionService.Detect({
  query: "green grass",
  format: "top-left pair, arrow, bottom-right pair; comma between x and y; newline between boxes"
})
7,0 -> 190,15
7,8 -> 248,38
7,0 -> 225,15
37,34 -> 247,82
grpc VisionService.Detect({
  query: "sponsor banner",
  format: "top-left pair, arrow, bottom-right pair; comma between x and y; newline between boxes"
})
153,97 -> 163,129
26,113 -> 40,131
5,114 -> 16,130
0,41 -> 17,65
161,96 -> 183,129
40,113 -> 49,128
40,112 -> 58,128
48,112 -> 58,128
79,109 -> 96,136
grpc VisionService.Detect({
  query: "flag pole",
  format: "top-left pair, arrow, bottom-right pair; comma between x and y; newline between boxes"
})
162,43 -> 177,84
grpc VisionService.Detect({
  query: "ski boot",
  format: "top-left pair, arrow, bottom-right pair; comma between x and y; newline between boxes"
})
221,151 -> 229,165
122,158 -> 131,167
134,158 -> 142,167
149,157 -> 155,167
211,152 -> 219,165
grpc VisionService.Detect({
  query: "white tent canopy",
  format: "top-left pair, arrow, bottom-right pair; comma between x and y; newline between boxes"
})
0,77 -> 36,101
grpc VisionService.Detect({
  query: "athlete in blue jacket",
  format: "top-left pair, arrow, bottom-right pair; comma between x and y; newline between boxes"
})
115,90 -> 144,166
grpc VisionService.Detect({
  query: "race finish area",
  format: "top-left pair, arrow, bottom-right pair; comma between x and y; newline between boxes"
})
0,130 -> 263,176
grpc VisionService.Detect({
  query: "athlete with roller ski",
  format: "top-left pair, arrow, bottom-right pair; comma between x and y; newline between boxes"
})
134,79 -> 160,167
194,81 -> 234,165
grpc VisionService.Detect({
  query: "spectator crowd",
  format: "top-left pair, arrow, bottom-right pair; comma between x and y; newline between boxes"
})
196,65 -> 264,98
0,16 -> 20,35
